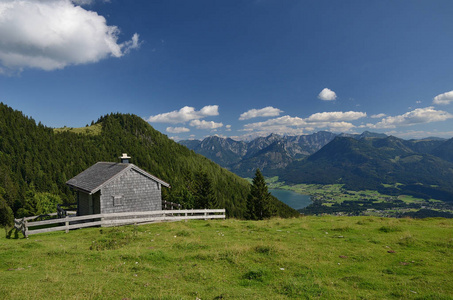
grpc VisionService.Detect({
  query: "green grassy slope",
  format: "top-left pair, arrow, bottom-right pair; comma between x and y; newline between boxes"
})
2,217 -> 452,299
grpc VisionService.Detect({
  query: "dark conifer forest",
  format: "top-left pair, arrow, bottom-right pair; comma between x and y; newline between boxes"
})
0,103 -> 299,223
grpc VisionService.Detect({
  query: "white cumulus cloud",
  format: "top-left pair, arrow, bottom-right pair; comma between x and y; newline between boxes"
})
166,127 -> 190,134
371,113 -> 387,119
200,105 -> 219,116
0,0 -> 140,73
318,88 -> 337,101
71,0 -> 111,5
189,120 -> 223,130
306,111 -> 366,122
147,105 -> 219,124
71,0 -> 94,5
242,114 -> 356,136
433,90 -> 453,105
371,107 -> 453,129
239,106 -> 283,120
242,115 -> 306,131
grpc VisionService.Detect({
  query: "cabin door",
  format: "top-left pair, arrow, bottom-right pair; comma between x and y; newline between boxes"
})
93,191 -> 101,214
88,194 -> 93,214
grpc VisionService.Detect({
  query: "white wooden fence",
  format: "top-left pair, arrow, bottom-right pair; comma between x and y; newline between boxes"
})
14,209 -> 226,238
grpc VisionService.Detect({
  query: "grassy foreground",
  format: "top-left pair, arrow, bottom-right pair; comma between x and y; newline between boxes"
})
1,217 -> 452,299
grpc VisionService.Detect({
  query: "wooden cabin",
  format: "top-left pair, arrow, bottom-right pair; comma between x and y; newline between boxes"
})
66,154 -> 170,216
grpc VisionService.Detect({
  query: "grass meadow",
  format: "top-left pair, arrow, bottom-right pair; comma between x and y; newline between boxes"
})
1,216 -> 452,299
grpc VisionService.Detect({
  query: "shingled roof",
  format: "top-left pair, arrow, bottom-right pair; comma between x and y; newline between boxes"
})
66,162 -> 170,194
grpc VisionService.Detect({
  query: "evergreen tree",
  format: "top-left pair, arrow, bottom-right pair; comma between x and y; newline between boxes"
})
0,195 -> 14,228
246,169 -> 272,220
193,171 -> 217,209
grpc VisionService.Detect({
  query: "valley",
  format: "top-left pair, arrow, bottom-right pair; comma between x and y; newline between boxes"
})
266,179 -> 453,218
182,132 -> 453,218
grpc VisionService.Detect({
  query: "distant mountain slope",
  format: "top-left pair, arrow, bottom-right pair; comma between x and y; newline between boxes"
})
230,141 -> 294,177
403,138 -> 446,154
280,136 -> 453,202
180,136 -> 247,166
0,103 -> 299,218
339,131 -> 388,139
430,137 -> 453,163
180,131 -> 338,176
181,131 -> 453,202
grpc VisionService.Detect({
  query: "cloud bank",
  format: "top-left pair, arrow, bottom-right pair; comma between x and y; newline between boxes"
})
318,88 -> 337,101
241,110 -> 365,137
189,120 -> 223,130
306,111 -> 366,122
166,127 -> 190,134
371,113 -> 387,119
433,90 -> 453,105
71,0 -> 111,5
147,105 -> 219,124
239,106 -> 283,120
370,107 -> 453,129
0,0 -> 140,73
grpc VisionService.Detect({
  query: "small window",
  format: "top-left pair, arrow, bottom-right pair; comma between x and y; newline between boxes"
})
113,195 -> 123,206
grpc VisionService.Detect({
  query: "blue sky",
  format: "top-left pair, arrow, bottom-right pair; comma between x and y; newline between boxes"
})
1,0 -> 453,141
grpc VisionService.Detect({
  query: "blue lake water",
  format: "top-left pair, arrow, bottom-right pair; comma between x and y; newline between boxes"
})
269,189 -> 312,210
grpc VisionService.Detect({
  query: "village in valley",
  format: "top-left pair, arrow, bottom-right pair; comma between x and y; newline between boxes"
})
267,179 -> 453,218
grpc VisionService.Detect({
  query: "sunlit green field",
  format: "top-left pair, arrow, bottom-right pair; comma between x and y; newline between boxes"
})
53,123 -> 102,135
2,216 -> 452,299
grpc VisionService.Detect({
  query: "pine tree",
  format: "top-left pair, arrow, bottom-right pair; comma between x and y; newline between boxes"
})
0,195 -> 14,228
193,171 -> 217,209
246,169 -> 271,220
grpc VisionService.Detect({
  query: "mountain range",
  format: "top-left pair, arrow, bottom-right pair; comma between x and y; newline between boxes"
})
180,131 -> 424,176
180,132 -> 453,202
180,131 -> 337,176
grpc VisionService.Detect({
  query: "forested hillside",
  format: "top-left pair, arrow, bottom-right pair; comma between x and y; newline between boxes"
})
280,136 -> 453,202
0,103 -> 298,220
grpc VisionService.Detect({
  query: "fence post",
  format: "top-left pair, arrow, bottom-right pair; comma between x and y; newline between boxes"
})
23,217 -> 28,238
65,215 -> 69,233
204,208 -> 208,220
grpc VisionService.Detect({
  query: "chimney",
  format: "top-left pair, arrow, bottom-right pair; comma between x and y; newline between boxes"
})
119,153 -> 131,164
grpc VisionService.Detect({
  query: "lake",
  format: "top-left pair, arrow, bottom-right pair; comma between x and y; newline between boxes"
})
269,189 -> 312,210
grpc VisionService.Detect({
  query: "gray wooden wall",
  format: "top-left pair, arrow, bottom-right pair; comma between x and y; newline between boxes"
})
99,169 -> 162,214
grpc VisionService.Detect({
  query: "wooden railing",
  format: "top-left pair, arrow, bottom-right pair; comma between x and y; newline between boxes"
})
162,200 -> 182,210
57,203 -> 77,218
14,209 -> 225,238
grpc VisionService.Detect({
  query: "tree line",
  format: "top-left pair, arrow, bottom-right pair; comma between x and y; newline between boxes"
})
0,103 -> 298,228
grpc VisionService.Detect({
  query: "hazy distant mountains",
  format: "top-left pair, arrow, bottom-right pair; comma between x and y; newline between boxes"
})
180,131 -> 392,176
180,132 -> 453,202
181,131 -> 333,176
